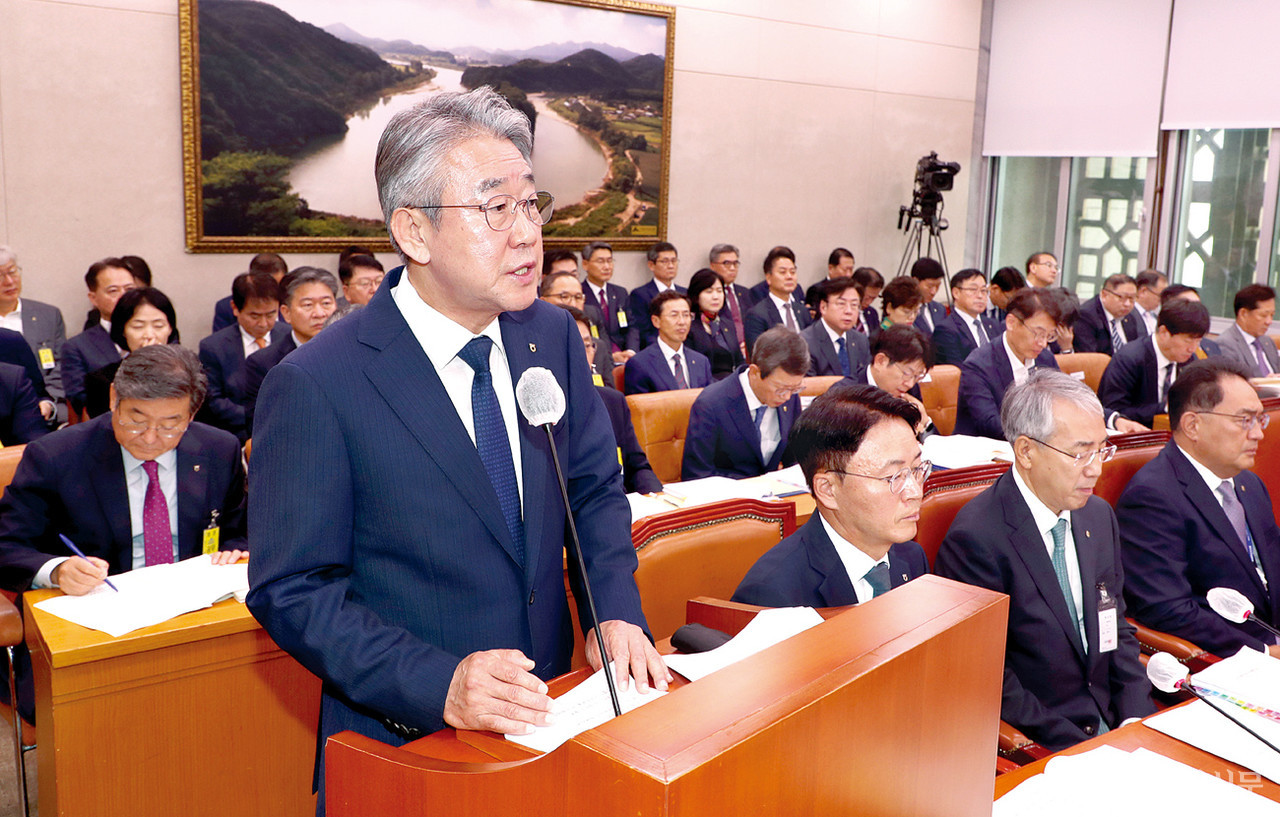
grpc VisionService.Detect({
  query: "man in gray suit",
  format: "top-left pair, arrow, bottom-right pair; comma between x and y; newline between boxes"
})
801,278 -> 870,377
1216,284 -> 1280,377
0,245 -> 65,423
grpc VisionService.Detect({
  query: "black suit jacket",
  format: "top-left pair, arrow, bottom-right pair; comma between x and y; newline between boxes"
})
800,320 -> 869,377
686,313 -> 743,380
732,514 -> 928,607
0,362 -> 48,447
622,342 -> 711,395
682,369 -> 799,480
0,415 -> 247,590
1118,441 -> 1280,655
954,340 -> 1059,438
581,281 -> 631,352
743,294 -> 812,352
936,473 -> 1153,751
596,386 -> 661,494
626,280 -> 687,350
748,280 -> 804,309
199,323 -> 291,440
1097,338 -> 1171,427
932,309 -> 1003,366
243,333 -> 297,436
912,300 -> 948,337
1074,297 -> 1143,355
60,325 -> 119,412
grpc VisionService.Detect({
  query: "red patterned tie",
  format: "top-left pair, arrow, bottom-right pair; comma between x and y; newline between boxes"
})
142,460 -> 173,566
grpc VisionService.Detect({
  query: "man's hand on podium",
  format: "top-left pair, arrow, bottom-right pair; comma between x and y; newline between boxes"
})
585,619 -> 672,693
443,649 -> 553,735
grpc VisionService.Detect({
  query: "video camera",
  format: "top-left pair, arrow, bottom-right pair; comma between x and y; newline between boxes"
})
899,151 -> 961,232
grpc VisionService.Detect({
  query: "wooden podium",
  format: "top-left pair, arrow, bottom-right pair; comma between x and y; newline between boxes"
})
326,576 -> 1009,816
24,591 -> 320,816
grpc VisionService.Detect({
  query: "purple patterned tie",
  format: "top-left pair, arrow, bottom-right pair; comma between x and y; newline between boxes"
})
142,460 -> 173,566
1255,338 -> 1270,377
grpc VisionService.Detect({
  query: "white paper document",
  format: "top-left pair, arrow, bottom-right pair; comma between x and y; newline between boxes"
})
736,464 -> 808,498
506,663 -> 667,753
920,433 -> 1013,469
995,744 -> 1280,816
34,554 -> 249,638
627,492 -> 679,523
660,475 -> 766,505
663,606 -> 825,683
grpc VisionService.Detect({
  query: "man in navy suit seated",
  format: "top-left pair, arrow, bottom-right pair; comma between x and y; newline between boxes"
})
856,325 -> 936,437
60,258 -> 136,415
733,381 -> 929,607
1098,298 -> 1210,429
933,268 -> 1001,365
682,327 -> 808,480
1075,273 -> 1146,355
743,245 -> 812,351
198,271 -> 288,441
627,242 -> 685,350
909,257 -> 948,337
937,370 -> 1153,751
212,253 -> 287,333
623,290 -> 712,395
709,243 -> 753,356
985,266 -> 1025,324
853,266 -> 884,335
580,241 -> 634,364
0,362 -> 48,446
801,278 -> 870,378
1119,359 -> 1280,657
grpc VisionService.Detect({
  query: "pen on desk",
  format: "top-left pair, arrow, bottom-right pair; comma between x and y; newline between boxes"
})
58,534 -> 119,592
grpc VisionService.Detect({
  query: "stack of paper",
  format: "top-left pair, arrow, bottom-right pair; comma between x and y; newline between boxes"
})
34,554 -> 249,637
921,433 -> 1013,469
507,663 -> 667,753
664,606 -> 825,682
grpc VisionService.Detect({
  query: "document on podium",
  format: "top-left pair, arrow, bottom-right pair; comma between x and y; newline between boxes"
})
507,662 -> 667,753
33,554 -> 249,637
920,433 -> 1013,469
664,606 -> 825,682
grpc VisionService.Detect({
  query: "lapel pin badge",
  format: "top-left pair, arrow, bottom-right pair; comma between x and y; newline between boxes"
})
1085,530 -> 1091,538
193,465 -> 201,472
529,343 -> 537,353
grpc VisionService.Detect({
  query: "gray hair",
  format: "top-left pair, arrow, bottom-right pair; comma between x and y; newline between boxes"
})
710,243 -> 739,263
1000,368 -> 1103,443
582,241 -> 612,262
751,326 -> 810,378
0,245 -> 14,267
281,266 -> 339,304
113,345 -> 207,415
375,86 -> 534,256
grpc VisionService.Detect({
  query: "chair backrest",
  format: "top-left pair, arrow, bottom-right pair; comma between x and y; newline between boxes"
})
1254,397 -> 1280,520
612,364 -> 626,392
0,445 -> 25,494
1055,352 -> 1111,393
1093,431 -> 1170,507
915,462 -> 1009,568
631,498 -> 796,643
918,364 -> 961,435
625,388 -> 703,484
801,375 -> 843,397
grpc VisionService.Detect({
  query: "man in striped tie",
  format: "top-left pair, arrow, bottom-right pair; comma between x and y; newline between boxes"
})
1075,273 -> 1144,355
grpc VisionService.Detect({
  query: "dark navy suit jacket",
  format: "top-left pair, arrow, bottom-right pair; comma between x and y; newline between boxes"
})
732,514 -> 927,608
59,325 -> 119,413
1097,338 -> 1169,427
245,268 -> 649,784
0,362 -> 48,447
801,320 -> 869,378
1118,441 -> 1280,655
686,314 -> 743,380
912,300 -> 948,338
933,309 -> 1003,366
212,295 -> 236,333
748,280 -> 804,309
626,280 -> 687,350
743,293 -> 812,352
682,369 -> 799,480
954,340 -> 1059,439
1074,297 -> 1144,355
581,281 -> 631,352
936,473 -> 1153,751
0,415 -> 247,590
199,323 -> 291,440
242,333 -> 297,436
622,341 -> 711,395
596,385 -> 662,494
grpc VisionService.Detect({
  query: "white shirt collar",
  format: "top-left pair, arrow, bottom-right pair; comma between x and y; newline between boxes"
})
658,336 -> 684,360
1175,441 -> 1233,496
739,368 -> 763,412
1011,464 -> 1071,535
821,317 -> 845,344
1152,334 -> 1172,371
121,444 -> 178,475
652,278 -> 675,293
818,512 -> 888,602
0,299 -> 21,319
1238,321 -> 1264,342
769,292 -> 792,313
392,278 -> 506,369
1002,331 -> 1033,372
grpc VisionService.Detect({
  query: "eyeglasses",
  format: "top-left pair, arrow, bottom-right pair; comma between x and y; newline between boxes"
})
893,362 -> 928,385
547,291 -> 585,305
1029,437 -> 1117,468
653,257 -> 679,267
828,461 -> 933,495
0,266 -> 21,280
412,191 -> 555,232
1192,411 -> 1271,433
1035,260 -> 1060,270
1102,289 -> 1137,304
348,276 -> 384,291
115,416 -> 190,439
1013,315 -> 1058,343
955,285 -> 987,294
715,260 -> 741,268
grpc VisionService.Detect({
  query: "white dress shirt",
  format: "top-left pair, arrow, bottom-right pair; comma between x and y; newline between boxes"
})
1151,336 -> 1176,406
239,325 -> 271,359
955,306 -> 987,347
1002,332 -> 1035,385
0,299 -> 21,333
739,368 -> 780,462
769,292 -> 797,329
819,512 -> 889,604
1012,464 -> 1087,650
658,337 -> 690,385
1137,306 -> 1158,336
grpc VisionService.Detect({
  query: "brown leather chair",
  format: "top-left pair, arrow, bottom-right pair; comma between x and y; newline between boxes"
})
625,388 -> 703,484
918,364 -> 960,435
1055,352 -> 1111,393
1254,397 -> 1280,520
631,498 -> 796,643
914,462 -> 1009,568
1092,430 -> 1169,507
612,363 -> 626,392
0,445 -> 32,816
800,375 -> 843,397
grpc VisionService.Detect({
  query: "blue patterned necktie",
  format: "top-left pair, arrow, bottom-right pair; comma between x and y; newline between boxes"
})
865,562 -> 891,599
836,336 -> 851,376
458,337 -> 524,565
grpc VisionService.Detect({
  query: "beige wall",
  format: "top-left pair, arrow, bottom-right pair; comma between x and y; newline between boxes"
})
0,0 -> 980,345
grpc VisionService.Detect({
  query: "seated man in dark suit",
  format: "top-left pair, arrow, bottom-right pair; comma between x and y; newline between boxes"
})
623,291 -> 712,395
710,243 -> 753,355
242,267 -> 338,435
60,258 -> 136,415
212,253 -> 287,333
985,266 -> 1025,324
627,242 -> 686,350
801,278 -> 870,378
733,382 -> 929,607
1159,284 -> 1222,359
855,325 -> 936,437
0,245 -> 66,423
1098,299 -> 1209,428
743,245 -> 812,352
0,345 -> 248,722
682,327 -> 808,480
937,370 -> 1153,751
909,257 -> 948,337
339,254 -> 385,308
1074,273 -> 1145,355
540,269 -> 613,386
198,272 -> 288,441
852,266 -> 884,335
564,307 -> 661,494
1215,283 -> 1280,376
581,241 -> 635,364
0,362 -> 48,446
1119,359 -> 1280,657
933,268 -> 1002,365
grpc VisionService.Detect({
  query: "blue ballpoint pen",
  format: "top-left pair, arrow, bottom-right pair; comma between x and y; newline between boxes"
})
57,534 -> 120,592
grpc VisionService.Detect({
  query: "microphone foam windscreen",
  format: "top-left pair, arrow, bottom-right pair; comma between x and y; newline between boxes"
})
1146,652 -> 1189,694
516,366 -> 566,427
1208,586 -> 1253,623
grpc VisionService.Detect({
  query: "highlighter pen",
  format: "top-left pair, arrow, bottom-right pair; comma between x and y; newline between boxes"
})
58,534 -> 120,592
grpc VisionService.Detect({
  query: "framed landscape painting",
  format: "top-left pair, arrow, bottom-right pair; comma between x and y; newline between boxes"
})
180,0 -> 676,253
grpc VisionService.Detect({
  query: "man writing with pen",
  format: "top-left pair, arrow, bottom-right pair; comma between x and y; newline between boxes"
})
0,345 -> 247,722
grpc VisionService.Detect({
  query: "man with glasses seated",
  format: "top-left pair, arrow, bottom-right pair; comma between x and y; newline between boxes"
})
1098,298 -> 1210,429
0,345 -> 247,722
932,268 -> 1002,366
541,270 -> 612,387
856,324 -> 936,438
338,254 -> 385,307
743,246 -> 812,352
628,242 -> 686,350
1118,359 -> 1280,658
732,381 -> 929,607
1075,273 -> 1146,355
937,370 -> 1152,751
682,327 -> 807,480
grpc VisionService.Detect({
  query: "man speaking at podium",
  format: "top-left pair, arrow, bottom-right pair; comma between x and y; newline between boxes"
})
246,87 -> 667,807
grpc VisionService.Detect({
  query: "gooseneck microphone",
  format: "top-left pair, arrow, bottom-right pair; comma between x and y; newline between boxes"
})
516,366 -> 622,718
1208,586 -> 1280,641
1146,652 -> 1280,753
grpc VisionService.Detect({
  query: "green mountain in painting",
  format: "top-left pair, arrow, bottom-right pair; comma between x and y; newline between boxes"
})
461,48 -> 664,99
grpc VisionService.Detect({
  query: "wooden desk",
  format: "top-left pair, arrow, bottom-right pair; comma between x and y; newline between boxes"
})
24,590 -> 320,816
995,713 -> 1280,802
